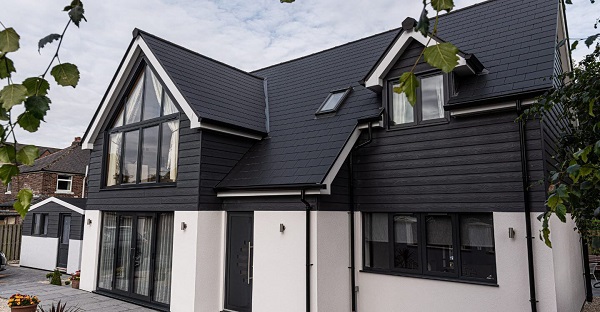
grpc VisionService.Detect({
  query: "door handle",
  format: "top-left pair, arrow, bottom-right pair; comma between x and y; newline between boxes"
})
247,242 -> 253,284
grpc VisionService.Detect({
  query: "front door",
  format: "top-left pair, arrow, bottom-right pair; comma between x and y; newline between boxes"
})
225,212 -> 254,312
57,214 -> 71,268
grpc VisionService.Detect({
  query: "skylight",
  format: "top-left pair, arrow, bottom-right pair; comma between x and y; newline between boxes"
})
316,88 -> 351,115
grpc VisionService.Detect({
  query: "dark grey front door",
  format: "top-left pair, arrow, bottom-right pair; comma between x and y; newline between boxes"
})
57,214 -> 71,268
225,212 -> 253,312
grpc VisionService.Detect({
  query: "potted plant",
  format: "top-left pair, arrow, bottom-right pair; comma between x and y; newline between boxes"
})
69,270 -> 80,289
7,293 -> 40,312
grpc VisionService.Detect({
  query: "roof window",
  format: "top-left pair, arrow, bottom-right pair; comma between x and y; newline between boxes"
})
316,88 -> 351,115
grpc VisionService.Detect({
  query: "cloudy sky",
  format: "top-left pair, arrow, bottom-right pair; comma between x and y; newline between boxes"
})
1,0 -> 596,148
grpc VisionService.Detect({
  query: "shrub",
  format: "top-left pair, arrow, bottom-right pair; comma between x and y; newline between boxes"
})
38,300 -> 81,312
50,269 -> 62,286
64,280 -> 71,285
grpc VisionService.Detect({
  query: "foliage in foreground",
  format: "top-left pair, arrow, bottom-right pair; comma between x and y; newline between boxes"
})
522,46 -> 600,247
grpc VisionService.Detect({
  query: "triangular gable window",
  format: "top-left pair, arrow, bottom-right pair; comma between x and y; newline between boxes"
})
106,64 -> 180,187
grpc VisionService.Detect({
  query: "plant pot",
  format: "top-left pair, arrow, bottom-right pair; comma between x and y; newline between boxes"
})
11,304 -> 38,312
71,279 -> 80,289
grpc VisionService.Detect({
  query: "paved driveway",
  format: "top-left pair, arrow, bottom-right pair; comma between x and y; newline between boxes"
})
0,266 -> 155,311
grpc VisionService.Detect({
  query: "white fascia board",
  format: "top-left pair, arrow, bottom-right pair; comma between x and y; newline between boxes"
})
449,98 -> 538,117
81,36 -> 201,150
30,197 -> 85,215
216,119 -> 381,198
364,30 -> 469,89
199,121 -> 263,140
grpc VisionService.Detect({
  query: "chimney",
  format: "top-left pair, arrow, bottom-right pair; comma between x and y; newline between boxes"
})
72,137 -> 82,146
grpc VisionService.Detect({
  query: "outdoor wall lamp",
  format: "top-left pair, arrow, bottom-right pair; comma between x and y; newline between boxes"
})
181,222 -> 187,231
508,227 -> 515,239
86,219 -> 92,225
280,223 -> 286,233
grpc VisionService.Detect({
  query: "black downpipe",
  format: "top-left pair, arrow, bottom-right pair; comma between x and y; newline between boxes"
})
348,123 -> 374,312
517,100 -> 538,312
301,190 -> 311,312
583,238 -> 593,302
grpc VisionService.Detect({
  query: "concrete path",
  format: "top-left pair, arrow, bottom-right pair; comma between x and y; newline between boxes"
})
0,265 -> 155,311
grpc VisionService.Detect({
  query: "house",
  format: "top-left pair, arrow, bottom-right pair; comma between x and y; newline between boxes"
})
0,137 -> 90,205
78,0 -> 585,311
19,197 -> 86,273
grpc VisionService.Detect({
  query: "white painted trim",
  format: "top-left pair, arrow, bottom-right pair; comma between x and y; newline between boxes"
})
450,102 -> 516,117
365,29 -> 470,89
557,1 -> 573,73
199,121 -> 263,140
82,36 -> 201,150
216,120 -> 381,198
30,197 -> 84,215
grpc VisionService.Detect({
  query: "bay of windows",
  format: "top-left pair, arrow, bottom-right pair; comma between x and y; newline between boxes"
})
364,212 -> 496,283
390,74 -> 446,126
105,64 -> 179,187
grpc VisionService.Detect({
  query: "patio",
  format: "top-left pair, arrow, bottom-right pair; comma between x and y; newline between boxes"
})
0,265 -> 155,311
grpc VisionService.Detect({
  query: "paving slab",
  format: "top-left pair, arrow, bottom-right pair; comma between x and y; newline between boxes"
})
0,266 -> 155,311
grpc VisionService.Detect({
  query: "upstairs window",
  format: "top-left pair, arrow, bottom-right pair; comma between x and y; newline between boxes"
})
316,88 -> 351,115
390,74 -> 446,127
105,64 -> 180,187
56,175 -> 73,193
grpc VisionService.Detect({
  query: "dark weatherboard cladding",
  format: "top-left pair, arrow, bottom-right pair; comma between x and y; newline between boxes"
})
22,200 -> 85,240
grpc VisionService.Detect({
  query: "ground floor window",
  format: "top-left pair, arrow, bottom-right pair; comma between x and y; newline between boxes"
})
97,212 -> 174,306
363,212 -> 496,283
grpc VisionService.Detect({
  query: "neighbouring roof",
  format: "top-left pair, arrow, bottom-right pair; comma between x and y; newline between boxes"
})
137,30 -> 267,134
216,0 -> 560,189
1,143 -> 61,158
20,143 -> 90,175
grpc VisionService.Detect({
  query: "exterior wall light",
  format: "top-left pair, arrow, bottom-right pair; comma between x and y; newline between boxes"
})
280,223 -> 286,233
86,219 -> 92,225
508,227 -> 515,239
181,222 -> 187,231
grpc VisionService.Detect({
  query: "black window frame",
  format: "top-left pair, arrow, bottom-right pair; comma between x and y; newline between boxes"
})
102,60 -> 180,189
315,87 -> 352,116
31,213 -> 49,236
362,212 -> 497,285
387,71 -> 450,129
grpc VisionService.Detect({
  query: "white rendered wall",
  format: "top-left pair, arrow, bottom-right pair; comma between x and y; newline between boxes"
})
80,210 -> 101,291
253,211 -> 307,312
66,239 -> 83,273
354,212 -> 562,312
314,211 -> 351,312
551,214 -> 586,312
170,211 -> 225,312
20,236 -> 58,271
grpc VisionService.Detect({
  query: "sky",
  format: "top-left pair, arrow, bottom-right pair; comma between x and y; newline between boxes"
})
1,0 -> 596,149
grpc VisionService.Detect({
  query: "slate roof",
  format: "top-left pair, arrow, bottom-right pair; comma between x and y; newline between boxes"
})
137,30 -> 267,134
20,143 -> 90,175
216,0 -> 560,189
1,143 -> 61,158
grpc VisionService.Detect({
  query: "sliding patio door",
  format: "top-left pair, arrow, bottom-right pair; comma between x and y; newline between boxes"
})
97,212 -> 174,308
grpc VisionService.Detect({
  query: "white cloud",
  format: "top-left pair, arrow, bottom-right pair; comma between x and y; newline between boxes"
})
0,0 -> 592,148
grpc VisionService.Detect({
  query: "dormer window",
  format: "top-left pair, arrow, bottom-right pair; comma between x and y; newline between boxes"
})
105,64 -> 180,187
390,74 -> 446,127
316,88 -> 351,115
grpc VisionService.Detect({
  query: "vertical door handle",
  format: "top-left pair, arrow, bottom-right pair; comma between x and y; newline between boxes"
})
248,242 -> 253,284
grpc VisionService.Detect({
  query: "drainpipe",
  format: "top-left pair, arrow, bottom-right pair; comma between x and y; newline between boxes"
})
582,238 -> 593,302
348,122 -> 374,312
301,190 -> 311,312
517,99 -> 538,312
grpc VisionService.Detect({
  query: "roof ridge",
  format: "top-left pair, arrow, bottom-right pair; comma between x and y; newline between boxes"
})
21,144 -> 75,171
133,28 -> 265,81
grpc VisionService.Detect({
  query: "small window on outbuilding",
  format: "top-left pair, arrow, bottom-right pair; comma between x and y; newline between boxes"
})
316,88 -> 351,115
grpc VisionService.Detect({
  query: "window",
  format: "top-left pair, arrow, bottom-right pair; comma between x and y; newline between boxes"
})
32,213 -> 48,236
56,175 -> 72,192
390,74 -> 446,126
105,64 -> 180,187
315,88 -> 351,115
5,182 -> 10,194
363,212 -> 496,283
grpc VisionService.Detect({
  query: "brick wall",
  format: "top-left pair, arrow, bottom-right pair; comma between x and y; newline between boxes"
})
0,172 -> 86,203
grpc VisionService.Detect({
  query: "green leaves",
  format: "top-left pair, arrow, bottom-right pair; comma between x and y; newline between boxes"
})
64,0 -> 87,27
18,112 -> 41,132
571,40 -> 579,51
280,0 -> 295,2
394,72 -> 419,106
38,34 -> 62,53
416,7 -> 430,37
585,33 -> 599,48
0,57 -> 16,79
0,84 -> 28,110
16,145 -> 39,166
0,164 -> 18,185
22,77 -> 50,97
0,145 -> 16,163
14,188 -> 33,218
25,96 -> 51,120
51,63 -> 80,87
431,0 -> 454,12
423,42 -> 459,73
0,28 -> 20,56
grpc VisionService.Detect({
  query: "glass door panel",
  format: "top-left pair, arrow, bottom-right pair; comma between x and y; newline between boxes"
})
134,216 -> 154,296
115,216 -> 133,291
